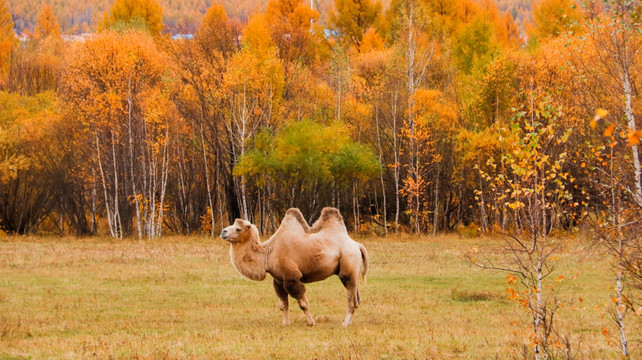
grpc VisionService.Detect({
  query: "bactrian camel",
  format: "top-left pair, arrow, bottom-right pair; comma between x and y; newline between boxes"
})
220,207 -> 368,327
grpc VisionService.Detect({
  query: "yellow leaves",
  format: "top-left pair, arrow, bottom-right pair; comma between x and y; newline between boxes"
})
33,5 -> 61,41
198,2 -> 230,38
507,201 -> 524,210
594,108 -> 609,122
506,274 -> 518,285
242,14 -> 275,55
589,108 -> 642,148
0,91 -> 60,183
555,275 -> 564,282
532,0 -> 581,39
603,124 -> 616,137
359,27 -> 385,53
101,0 -> 164,36
590,108 -> 608,129
264,0 -> 319,64
411,88 -> 458,131
628,130 -> 642,146
0,155 -> 31,183
601,326 -> 609,337
199,206 -> 213,234
224,30 -> 284,109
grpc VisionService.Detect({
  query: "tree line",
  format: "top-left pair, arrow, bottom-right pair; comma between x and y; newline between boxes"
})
5,0 -> 534,35
0,0 -> 639,240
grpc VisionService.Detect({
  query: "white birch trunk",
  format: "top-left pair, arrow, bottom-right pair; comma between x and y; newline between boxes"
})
432,164 -> 440,236
94,130 -> 115,238
110,132 -> 122,239
611,151 -> 629,358
406,5 -> 419,234
375,108 -> 388,236
392,90 -> 401,234
127,77 -> 143,239
534,262 -> 545,360
90,166 -> 97,234
155,125 -> 170,238
621,70 -> 642,206
199,119 -> 215,236
239,80 -> 249,220
615,263 -> 629,358
149,154 -> 157,237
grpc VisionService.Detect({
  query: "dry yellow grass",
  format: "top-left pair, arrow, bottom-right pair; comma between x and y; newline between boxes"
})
0,234 -> 638,359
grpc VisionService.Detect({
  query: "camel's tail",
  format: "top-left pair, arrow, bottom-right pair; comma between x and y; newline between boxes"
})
358,243 -> 368,285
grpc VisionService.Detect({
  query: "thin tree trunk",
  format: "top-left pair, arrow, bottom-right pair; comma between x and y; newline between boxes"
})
415,186 -> 420,233
433,164 -> 440,236
375,107 -> 388,236
110,132 -> 122,239
477,160 -> 488,234
534,262 -> 545,360
94,130 -> 114,237
149,153 -> 156,237
337,72 -> 342,122
216,156 -> 224,232
156,125 -> 170,238
127,76 -> 142,239
407,5 -> 419,234
199,116 -> 215,236
178,146 -> 189,233
91,166 -> 97,235
392,90 -> 401,234
615,252 -> 629,358
622,70 -> 642,206
141,118 -> 149,235
611,145 -> 629,358
352,181 -> 358,234
239,80 -> 249,220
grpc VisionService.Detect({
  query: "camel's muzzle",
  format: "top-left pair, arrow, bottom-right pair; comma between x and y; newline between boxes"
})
220,229 -> 230,240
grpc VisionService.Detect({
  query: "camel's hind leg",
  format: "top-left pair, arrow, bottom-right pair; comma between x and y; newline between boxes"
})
339,273 -> 360,327
273,279 -> 290,325
284,279 -> 315,326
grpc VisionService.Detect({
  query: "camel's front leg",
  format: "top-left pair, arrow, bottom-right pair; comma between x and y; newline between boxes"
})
284,279 -> 315,326
273,279 -> 290,325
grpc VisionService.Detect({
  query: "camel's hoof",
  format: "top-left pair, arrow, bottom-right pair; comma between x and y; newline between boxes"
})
306,320 -> 316,327
281,320 -> 290,326
342,317 -> 353,327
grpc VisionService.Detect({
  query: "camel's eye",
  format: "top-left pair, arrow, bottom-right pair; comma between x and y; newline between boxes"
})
236,228 -> 241,232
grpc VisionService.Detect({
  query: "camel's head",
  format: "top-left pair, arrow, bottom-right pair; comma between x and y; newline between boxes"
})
220,219 -> 257,243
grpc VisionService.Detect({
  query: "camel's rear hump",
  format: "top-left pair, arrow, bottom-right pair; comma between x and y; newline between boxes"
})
311,207 -> 347,233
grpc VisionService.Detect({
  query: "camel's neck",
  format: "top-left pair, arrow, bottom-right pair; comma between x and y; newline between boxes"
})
229,240 -> 269,281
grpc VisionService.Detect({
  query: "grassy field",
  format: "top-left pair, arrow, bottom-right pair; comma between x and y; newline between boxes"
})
0,234 -> 638,359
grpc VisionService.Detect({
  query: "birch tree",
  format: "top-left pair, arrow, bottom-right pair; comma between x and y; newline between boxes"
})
64,30 -> 178,238
471,101 -> 577,359
223,14 -> 284,220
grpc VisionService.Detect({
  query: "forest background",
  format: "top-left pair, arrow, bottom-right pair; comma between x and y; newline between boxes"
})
0,0 -> 640,240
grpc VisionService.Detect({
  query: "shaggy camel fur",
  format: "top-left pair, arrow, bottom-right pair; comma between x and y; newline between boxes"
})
220,207 -> 368,327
